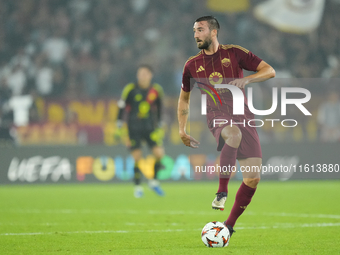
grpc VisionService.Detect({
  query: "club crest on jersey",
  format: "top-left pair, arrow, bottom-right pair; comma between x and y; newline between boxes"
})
209,72 -> 223,86
221,58 -> 231,68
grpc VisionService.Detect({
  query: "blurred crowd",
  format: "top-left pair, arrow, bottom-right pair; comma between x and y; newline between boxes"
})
0,0 -> 340,143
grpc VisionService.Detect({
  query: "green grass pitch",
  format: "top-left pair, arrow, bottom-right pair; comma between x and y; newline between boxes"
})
0,180 -> 339,254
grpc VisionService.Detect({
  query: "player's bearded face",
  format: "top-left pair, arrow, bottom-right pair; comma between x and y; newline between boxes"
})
194,22 -> 213,50
196,35 -> 212,49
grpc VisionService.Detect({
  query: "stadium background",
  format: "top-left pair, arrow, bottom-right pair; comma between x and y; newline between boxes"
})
1,1 -> 340,254
0,0 -> 339,184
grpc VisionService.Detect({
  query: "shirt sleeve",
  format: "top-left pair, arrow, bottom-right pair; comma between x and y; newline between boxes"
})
153,83 -> 164,123
117,83 -> 134,121
181,61 -> 193,92
233,45 -> 262,72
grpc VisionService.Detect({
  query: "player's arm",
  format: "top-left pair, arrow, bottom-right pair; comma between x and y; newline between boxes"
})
229,46 -> 276,89
156,97 -> 162,125
116,101 -> 125,128
115,99 -> 126,141
178,89 -> 190,135
230,60 -> 275,89
149,85 -> 166,144
178,89 -> 200,148
154,84 -> 164,127
247,60 -> 275,83
116,83 -> 134,128
178,60 -> 200,148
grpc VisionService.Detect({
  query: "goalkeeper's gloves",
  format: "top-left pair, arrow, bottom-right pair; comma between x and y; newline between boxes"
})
150,122 -> 165,143
114,120 -> 124,140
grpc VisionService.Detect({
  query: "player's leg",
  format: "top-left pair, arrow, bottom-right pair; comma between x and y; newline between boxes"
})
224,157 -> 261,232
212,125 -> 242,210
215,155 -> 237,179
130,148 -> 144,198
151,145 -> 164,179
147,129 -> 165,196
131,148 -> 143,184
129,130 -> 144,198
148,145 -> 165,196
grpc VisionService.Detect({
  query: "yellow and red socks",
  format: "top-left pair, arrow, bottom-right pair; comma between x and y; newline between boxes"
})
225,182 -> 256,227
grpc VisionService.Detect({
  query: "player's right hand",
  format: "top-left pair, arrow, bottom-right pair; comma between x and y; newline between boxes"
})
179,132 -> 200,148
228,78 -> 250,89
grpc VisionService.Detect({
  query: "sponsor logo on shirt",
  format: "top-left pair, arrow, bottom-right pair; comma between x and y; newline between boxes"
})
196,65 -> 205,73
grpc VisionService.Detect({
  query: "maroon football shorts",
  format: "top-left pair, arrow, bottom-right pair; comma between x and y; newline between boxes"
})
209,118 -> 262,159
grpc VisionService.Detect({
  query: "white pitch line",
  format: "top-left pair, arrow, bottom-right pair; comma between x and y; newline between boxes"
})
245,212 -> 340,219
236,222 -> 340,230
1,222 -> 340,237
125,222 -> 182,226
0,229 -> 189,236
2,209 -> 340,219
0,222 -> 58,226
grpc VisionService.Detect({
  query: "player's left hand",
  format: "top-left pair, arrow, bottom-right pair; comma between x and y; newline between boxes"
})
229,78 -> 250,89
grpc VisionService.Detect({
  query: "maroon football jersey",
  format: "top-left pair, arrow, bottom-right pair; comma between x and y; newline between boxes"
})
182,44 -> 262,125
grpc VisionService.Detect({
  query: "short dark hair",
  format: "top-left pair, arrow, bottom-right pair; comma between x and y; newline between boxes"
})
138,64 -> 153,73
195,16 -> 220,35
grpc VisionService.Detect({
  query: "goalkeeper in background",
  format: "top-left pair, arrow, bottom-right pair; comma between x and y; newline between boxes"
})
116,64 -> 165,198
